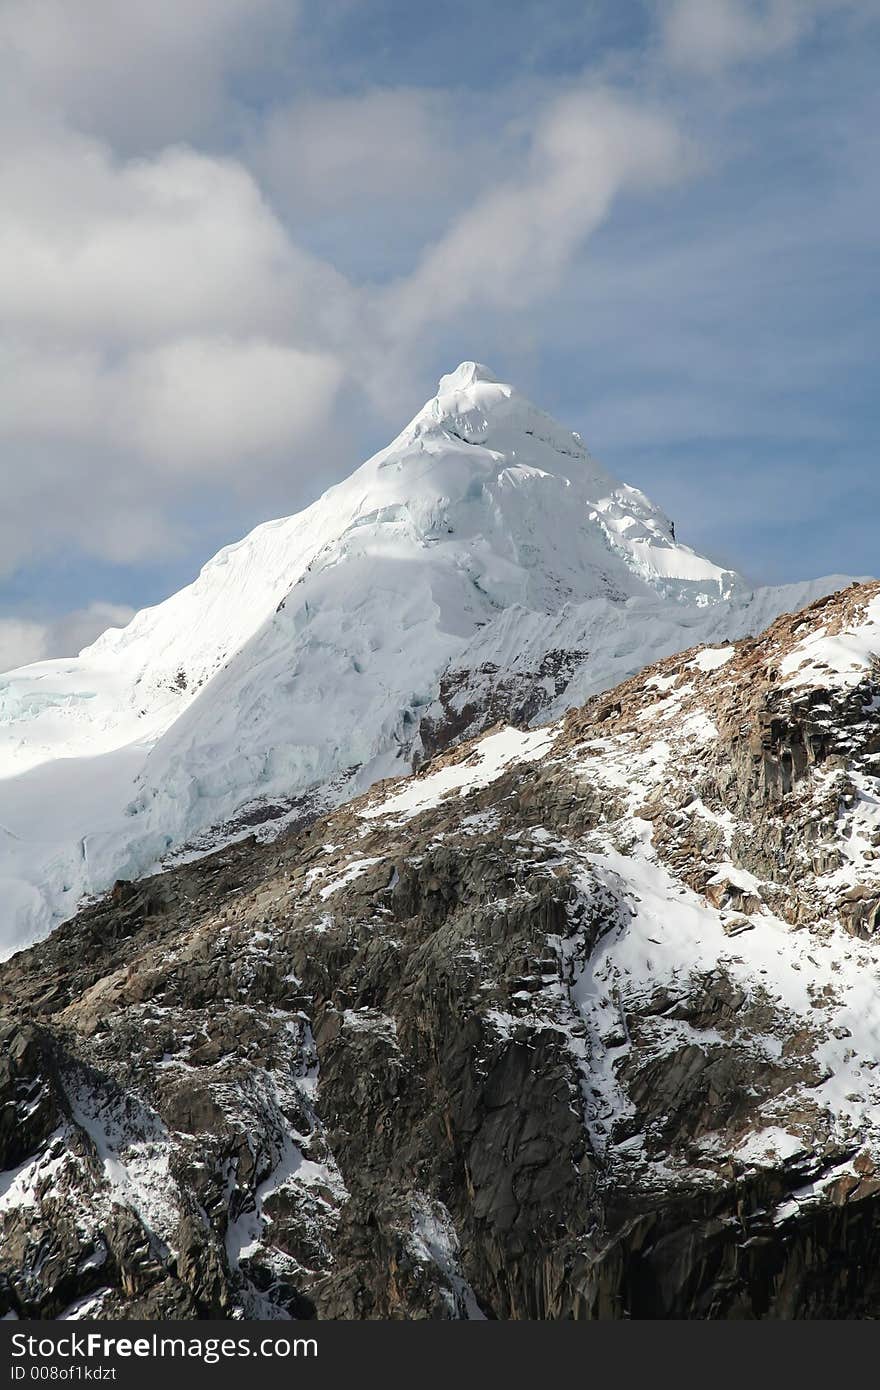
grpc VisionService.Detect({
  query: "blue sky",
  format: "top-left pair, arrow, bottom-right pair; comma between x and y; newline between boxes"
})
0,0 -> 878,666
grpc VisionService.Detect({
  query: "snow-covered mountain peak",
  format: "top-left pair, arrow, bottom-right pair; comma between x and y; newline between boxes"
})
436,360 -> 499,392
0,365 -> 861,955
405,360 -> 599,475
330,362 -> 739,610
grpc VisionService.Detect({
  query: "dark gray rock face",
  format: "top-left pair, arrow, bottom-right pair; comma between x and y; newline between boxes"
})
2,582 -> 880,1320
418,647 -> 589,763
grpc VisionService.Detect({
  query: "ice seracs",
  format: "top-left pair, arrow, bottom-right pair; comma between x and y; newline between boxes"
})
0,364 -> 863,954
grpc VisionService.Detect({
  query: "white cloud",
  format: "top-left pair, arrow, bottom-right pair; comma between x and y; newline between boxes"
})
0,131 -> 342,345
385,89 -> 698,336
258,87 -> 462,215
0,620 -> 48,672
250,86 -> 514,289
120,338 -> 345,471
662,0 -> 799,72
0,113 -> 359,573
0,602 -> 135,674
55,602 -> 137,657
0,337 -> 348,575
0,0 -> 297,150
659,0 -> 862,73
0,337 -> 344,470
0,430 -> 182,575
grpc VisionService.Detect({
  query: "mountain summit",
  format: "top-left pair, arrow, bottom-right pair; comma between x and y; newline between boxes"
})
0,365 -> 855,953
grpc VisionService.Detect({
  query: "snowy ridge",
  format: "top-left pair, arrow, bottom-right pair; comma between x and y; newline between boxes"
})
0,363 -> 863,954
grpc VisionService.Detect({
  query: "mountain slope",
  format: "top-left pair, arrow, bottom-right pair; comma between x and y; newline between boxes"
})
2,581 -> 880,1319
0,363 -> 855,954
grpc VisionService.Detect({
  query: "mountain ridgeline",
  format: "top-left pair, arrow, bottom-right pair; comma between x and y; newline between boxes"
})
0,364 -> 853,955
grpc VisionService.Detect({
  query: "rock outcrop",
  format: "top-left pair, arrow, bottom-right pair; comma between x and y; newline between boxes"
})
2,581 -> 880,1320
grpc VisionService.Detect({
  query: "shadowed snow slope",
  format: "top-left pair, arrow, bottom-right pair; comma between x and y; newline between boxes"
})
0,363 -> 862,954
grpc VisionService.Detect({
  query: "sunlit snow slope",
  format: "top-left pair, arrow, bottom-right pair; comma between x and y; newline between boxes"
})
0,363 -> 858,953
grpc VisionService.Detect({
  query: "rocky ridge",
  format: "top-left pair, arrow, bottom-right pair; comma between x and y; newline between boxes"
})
2,581 -> 880,1319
